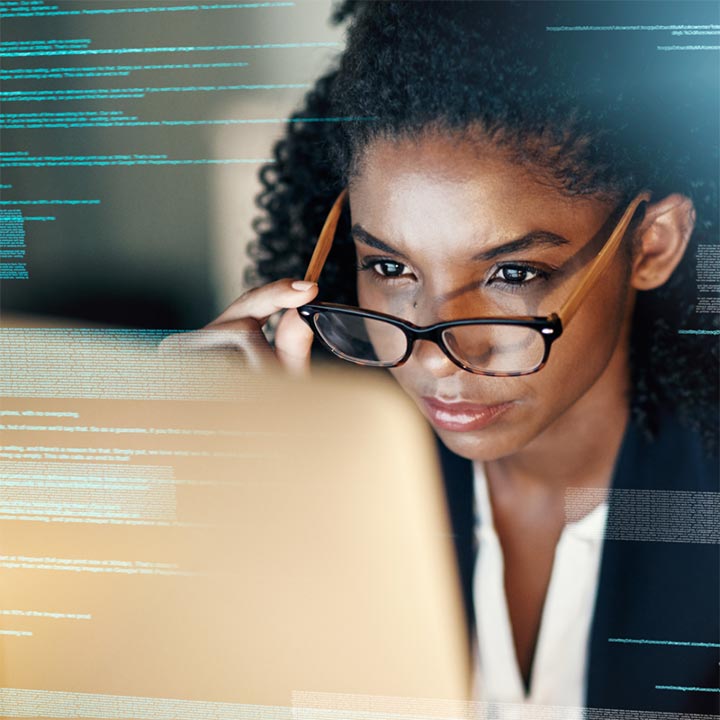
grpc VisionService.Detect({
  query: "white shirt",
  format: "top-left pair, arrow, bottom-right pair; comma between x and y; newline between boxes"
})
472,461 -> 609,718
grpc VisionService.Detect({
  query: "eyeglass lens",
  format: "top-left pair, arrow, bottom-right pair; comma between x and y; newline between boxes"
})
313,311 -> 545,373
314,312 -> 406,365
441,325 -> 545,373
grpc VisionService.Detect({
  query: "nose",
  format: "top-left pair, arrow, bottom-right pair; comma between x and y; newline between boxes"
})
405,292 -> 478,378
406,336 -> 460,379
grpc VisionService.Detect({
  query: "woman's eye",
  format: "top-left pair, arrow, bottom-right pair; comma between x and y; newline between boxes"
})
367,260 -> 412,278
491,265 -> 542,284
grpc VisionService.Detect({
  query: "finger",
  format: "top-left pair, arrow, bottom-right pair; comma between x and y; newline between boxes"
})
211,279 -> 319,327
158,321 -> 281,371
274,308 -> 315,375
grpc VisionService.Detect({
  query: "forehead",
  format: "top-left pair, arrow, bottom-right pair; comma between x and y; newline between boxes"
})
349,133 -> 612,259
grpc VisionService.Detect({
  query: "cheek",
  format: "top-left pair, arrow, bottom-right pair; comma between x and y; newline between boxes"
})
388,363 -> 425,396
524,268 -> 631,413
558,269 -> 629,367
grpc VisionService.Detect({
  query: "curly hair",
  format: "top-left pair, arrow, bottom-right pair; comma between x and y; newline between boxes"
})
248,0 -> 719,454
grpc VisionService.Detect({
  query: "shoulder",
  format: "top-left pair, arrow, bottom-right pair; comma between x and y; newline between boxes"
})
614,410 -> 718,493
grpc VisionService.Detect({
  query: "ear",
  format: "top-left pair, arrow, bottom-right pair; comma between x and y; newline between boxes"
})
630,193 -> 695,291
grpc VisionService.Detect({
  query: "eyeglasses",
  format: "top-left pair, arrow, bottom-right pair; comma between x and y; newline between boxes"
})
298,189 -> 650,376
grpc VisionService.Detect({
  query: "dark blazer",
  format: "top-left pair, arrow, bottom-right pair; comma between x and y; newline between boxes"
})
436,411 -> 720,714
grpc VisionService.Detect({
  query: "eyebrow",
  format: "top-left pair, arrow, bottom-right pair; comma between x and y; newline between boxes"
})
351,223 -> 570,262
351,224 -> 409,259
472,232 -> 570,261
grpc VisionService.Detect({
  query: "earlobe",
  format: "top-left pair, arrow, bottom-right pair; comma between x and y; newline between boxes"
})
631,194 -> 695,291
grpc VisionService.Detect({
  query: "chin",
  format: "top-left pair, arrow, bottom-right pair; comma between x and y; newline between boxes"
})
434,425 -> 522,463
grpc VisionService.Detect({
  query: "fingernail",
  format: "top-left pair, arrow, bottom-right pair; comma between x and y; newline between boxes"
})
291,280 -> 317,291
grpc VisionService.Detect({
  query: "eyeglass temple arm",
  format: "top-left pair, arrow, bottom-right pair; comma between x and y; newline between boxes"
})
557,191 -> 651,327
303,189 -> 348,283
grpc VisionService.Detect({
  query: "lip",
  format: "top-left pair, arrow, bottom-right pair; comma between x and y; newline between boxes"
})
420,396 -> 514,432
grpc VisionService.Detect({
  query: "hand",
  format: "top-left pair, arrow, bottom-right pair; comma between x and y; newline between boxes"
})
159,279 -> 319,375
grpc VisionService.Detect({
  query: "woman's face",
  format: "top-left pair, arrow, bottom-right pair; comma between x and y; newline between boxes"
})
349,132 -> 636,461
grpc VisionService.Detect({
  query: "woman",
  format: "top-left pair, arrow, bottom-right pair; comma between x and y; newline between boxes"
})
186,1 -> 719,713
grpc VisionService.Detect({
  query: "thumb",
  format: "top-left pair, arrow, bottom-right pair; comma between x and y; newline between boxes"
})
274,308 -> 315,375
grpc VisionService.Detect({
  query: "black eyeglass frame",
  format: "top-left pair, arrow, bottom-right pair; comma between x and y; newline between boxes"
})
298,303 -> 563,377
298,188 -> 651,376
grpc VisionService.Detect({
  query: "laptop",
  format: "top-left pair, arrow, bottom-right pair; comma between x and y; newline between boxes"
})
0,327 -> 471,719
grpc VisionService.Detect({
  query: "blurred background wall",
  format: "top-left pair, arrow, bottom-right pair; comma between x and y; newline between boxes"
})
1,0 -> 343,328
